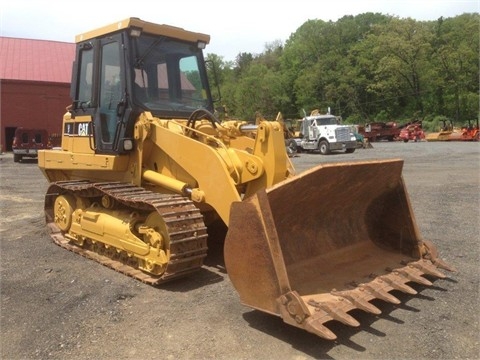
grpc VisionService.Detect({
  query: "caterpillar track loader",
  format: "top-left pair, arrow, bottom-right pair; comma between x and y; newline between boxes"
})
38,18 -> 455,340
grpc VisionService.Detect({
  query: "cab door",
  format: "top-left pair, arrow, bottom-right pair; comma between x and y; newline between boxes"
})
308,119 -> 318,140
93,36 -> 127,153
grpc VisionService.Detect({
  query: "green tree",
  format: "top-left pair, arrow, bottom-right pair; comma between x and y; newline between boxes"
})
364,18 -> 434,117
431,14 -> 480,124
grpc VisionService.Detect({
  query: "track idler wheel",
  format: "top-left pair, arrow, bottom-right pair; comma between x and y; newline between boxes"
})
53,195 -> 76,231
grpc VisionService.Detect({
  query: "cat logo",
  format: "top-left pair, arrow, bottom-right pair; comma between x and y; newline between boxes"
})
78,123 -> 89,136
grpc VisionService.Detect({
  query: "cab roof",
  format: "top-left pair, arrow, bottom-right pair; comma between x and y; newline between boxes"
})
75,17 -> 210,45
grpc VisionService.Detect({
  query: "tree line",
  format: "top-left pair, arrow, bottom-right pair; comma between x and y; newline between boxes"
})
206,13 -> 479,131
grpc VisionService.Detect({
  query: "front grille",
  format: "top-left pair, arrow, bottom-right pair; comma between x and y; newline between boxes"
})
335,127 -> 351,142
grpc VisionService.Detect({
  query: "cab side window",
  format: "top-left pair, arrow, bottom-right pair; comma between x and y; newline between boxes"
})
77,45 -> 94,107
99,41 -> 122,144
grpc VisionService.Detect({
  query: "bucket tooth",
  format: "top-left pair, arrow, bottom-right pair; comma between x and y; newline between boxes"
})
433,257 -> 457,272
381,273 -> 417,295
361,283 -> 401,304
397,267 -> 433,286
411,259 -> 446,279
304,317 -> 338,340
422,240 -> 457,273
308,299 -> 360,327
332,290 -> 381,315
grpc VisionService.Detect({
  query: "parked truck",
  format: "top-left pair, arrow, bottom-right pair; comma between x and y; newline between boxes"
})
298,110 -> 357,154
12,127 -> 52,162
358,121 -> 400,142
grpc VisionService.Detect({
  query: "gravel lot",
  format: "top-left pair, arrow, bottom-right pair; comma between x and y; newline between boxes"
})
1,141 -> 479,360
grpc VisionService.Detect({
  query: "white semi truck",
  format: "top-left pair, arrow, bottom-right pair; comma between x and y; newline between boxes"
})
297,110 -> 357,155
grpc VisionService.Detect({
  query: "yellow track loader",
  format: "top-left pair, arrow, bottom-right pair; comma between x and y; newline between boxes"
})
38,18 -> 454,340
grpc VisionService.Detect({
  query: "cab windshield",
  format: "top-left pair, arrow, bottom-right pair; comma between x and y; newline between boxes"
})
316,117 -> 338,126
131,34 -> 211,115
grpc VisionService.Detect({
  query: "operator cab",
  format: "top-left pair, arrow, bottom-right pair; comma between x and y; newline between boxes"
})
69,18 -> 213,155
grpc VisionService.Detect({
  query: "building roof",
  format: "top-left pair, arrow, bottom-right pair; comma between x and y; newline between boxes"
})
0,37 -> 75,83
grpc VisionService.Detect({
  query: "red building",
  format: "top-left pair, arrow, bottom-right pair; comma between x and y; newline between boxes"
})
0,37 -> 75,151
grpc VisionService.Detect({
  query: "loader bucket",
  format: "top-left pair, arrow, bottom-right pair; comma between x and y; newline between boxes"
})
224,159 -> 454,340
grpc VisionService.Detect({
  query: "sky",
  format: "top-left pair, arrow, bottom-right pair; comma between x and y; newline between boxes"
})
1,0 -> 478,62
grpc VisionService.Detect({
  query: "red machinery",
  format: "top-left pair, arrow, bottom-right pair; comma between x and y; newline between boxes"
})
399,122 -> 425,142
358,122 -> 400,142
449,120 -> 479,141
